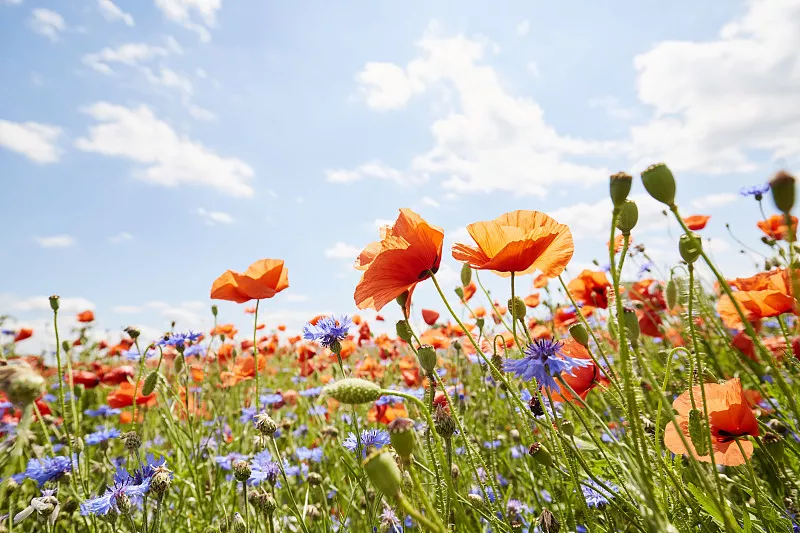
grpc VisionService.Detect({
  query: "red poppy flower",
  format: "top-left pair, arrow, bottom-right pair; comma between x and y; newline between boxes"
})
524,293 -> 540,308
211,258 -> 289,303
101,366 -> 135,385
757,214 -> 797,241
567,270 -> 612,309
13,328 -> 33,342
107,381 -> 156,409
70,371 -> 100,389
551,339 -> 608,403
421,309 -> 440,326
683,215 -> 710,231
76,310 -> 95,323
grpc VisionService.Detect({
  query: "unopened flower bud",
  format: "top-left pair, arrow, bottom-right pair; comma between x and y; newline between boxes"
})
307,472 -> 323,486
116,493 -> 132,514
233,460 -> 251,482
416,345 -> 437,374
120,431 -> 141,452
623,308 -> 640,344
262,493 -> 277,514
395,320 -> 414,344
363,450 -> 403,498
528,442 -> 553,467
770,170 -> 796,214
434,406 -> 456,439
150,466 -> 172,495
124,327 -> 140,339
1,366 -> 45,406
508,297 -> 526,321
559,419 -> 574,437
49,295 -> 60,312
461,264 -> 472,287
142,371 -> 159,396
395,291 -> 409,312
641,163 -> 676,207
666,278 -> 678,309
475,318 -> 485,331
211,305 -> 218,317
609,172 -> 633,208
538,508 -> 560,533
454,287 -> 465,300
232,512 -> 246,533
615,200 -> 638,235
467,493 -> 484,508
323,378 -> 383,405
387,417 -> 416,459
254,412 -> 278,436
451,464 -> 460,480
679,233 -> 702,264
569,324 -> 589,347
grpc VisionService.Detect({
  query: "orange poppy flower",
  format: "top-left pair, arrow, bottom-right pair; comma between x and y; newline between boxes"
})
663,378 -> 759,466
13,328 -> 33,342
220,354 -> 267,387
419,329 -> 450,350
567,270 -> 612,309
421,309 -> 440,326
472,306 -> 486,318
607,234 -> 632,254
728,269 -> 790,293
211,258 -> 289,303
551,339 -> 608,403
461,281 -> 477,302
354,208 -> 444,314
524,293 -> 541,308
355,356 -> 384,380
368,401 -> 409,425
717,289 -> 795,329
530,324 -> 553,340
683,215 -> 710,231
211,324 -> 238,338
533,274 -> 549,288
107,381 -> 156,409
76,310 -> 95,323
452,210 -> 573,277
216,343 -> 234,364
757,214 -> 798,241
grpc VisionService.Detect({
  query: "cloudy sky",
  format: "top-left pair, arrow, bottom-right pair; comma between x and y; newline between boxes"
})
1,0 -> 798,351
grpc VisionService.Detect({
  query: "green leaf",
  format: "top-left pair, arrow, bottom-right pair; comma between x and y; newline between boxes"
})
686,483 -> 743,533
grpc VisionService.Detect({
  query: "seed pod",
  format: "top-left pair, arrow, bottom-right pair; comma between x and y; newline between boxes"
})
387,417 -> 416,459
770,170 -> 796,214
323,378 -> 383,405
609,172 -> 633,208
363,450 -> 402,498
641,163 -> 676,207
679,233 -> 702,264
142,371 -> 159,396
233,460 -> 251,482
615,200 -> 639,235
49,295 -> 60,312
254,412 -> 278,436
528,442 -> 553,467
461,264 -> 472,287
416,345 -> 437,374
623,308 -> 640,344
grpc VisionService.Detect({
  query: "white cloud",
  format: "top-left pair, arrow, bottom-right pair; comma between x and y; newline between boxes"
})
188,104 -> 216,121
325,242 -> 361,260
421,196 -> 440,208
589,96 -> 636,120
286,294 -> 309,303
145,300 -> 208,326
195,207 -> 234,225
109,232 -> 134,243
34,234 -> 75,248
630,0 -> 800,173
29,8 -> 65,41
0,120 -> 62,163
12,295 -> 94,313
154,0 -> 220,42
82,43 -> 169,74
325,160 -> 419,185
98,0 -> 134,26
547,194 -> 668,241
113,305 -> 143,313
354,31 -> 616,195
516,20 -> 530,36
75,102 -> 255,197
691,192 -> 739,210
142,66 -> 193,98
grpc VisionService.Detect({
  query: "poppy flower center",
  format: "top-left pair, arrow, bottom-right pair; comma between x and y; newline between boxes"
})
713,428 -> 745,443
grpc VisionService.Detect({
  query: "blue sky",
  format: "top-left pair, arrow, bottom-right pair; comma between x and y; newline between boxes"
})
2,0 -> 798,350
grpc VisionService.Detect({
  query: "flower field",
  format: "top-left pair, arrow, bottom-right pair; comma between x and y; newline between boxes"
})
3,165 -> 800,533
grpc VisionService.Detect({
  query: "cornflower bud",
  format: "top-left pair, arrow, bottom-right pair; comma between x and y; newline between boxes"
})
233,460 -> 251,482
254,412 -> 278,436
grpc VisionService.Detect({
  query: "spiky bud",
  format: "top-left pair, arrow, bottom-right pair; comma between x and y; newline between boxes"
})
387,417 -> 416,459
508,297 -> 526,321
434,406 -> 456,439
609,172 -> 633,208
770,170 -> 796,214
615,200 -> 639,235
307,472 -> 323,486
233,460 -> 251,482
395,320 -> 414,344
528,442 -> 553,467
641,163 -> 676,207
150,466 -> 172,495
120,431 -> 141,452
262,493 -> 277,514
569,323 -> 589,347
116,493 -> 132,514
688,409 -> 709,456
416,345 -> 437,374
538,508 -> 560,533
142,371 -> 159,396
323,378 -> 383,405
679,233 -> 702,264
254,412 -> 278,436
622,308 -> 640,344
363,450 -> 402,498
231,512 -> 246,533
461,264 -> 472,287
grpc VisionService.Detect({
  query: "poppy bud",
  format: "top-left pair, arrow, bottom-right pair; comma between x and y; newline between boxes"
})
528,441 -> 553,467
461,264 -> 472,287
454,287 -> 465,300
49,295 -> 60,312
641,163 -> 676,207
416,344 -> 437,374
254,412 -> 278,436
763,432 -> 784,462
363,450 -> 403,498
770,170 -> 796,214
452,339 -> 461,352
569,324 -> 589,347
559,419 -> 574,437
609,172 -> 633,209
211,305 -> 218,317
232,512 -> 246,533
395,320 -> 414,344
387,417 -> 416,459
508,296 -> 526,321
476,318 -> 485,331
623,308 -> 640,344
62,341 -> 71,353
679,233 -> 702,264
395,291 -> 409,311
323,378 -> 383,405
434,405 -> 456,439
142,371 -> 159,397
688,409 -> 709,456
666,278 -> 678,309
615,200 -> 638,235
538,508 -> 560,533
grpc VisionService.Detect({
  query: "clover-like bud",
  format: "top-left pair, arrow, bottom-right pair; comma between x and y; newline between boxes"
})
323,378 -> 383,405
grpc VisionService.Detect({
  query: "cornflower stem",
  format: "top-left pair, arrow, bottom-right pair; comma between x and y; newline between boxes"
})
396,494 -> 446,533
253,299 -> 260,406
51,307 -> 77,493
242,480 -> 249,533
670,205 -> 800,422
269,437 -> 311,533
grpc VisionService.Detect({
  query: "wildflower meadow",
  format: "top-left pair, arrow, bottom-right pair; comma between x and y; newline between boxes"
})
3,165 -> 800,533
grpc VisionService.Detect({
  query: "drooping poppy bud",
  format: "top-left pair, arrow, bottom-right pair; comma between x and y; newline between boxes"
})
666,278 -> 678,309
688,408 -> 709,456
416,344 -> 437,374
569,323 -> 589,347
395,320 -> 414,344
770,170 -> 796,214
641,163 -> 676,207
461,263 -> 472,287
508,296 -> 526,321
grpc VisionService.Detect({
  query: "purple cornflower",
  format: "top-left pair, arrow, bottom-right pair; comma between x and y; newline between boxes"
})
740,184 -> 770,199
123,347 -> 157,362
250,450 -> 281,486
240,406 -> 257,424
85,405 -> 121,418
504,339 -> 590,392
25,456 -> 74,486
581,479 -> 619,508
637,261 -> 654,278
80,466 -> 150,516
302,315 -> 352,349
295,447 -> 324,463
260,393 -> 284,406
342,429 -> 390,457
85,426 -> 121,446
299,387 -> 322,398
157,331 -> 202,349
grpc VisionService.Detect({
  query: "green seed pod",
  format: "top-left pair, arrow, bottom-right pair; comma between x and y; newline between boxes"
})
454,287 -> 465,300
508,296 -> 526,321
666,278 -> 678,309
615,200 -> 638,235
416,344 -> 437,374
763,432 -> 784,462
679,233 -> 702,264
387,417 -> 416,459
770,170 -> 796,214
49,295 -> 60,312
395,320 -> 414,344
641,163 -> 676,207
568,323 -> 589,347
688,409 -> 709,456
323,378 -> 383,405
461,263 -> 472,287
559,419 -> 575,437
528,442 -> 553,467
476,318 -> 485,331
142,371 -> 159,396
623,308 -> 640,343
609,172 -> 633,209
363,450 -> 403,498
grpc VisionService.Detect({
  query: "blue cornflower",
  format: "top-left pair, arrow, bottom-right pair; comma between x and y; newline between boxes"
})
85,426 -> 121,446
25,456 -> 75,486
380,504 -> 402,533
581,479 -> 619,508
483,440 -> 502,449
296,447 -> 324,463
293,424 -> 309,438
307,405 -> 327,416
157,331 -> 202,349
504,339 -> 590,392
260,393 -> 284,406
250,450 -> 280,486
342,429 -> 390,457
240,406 -> 257,424
375,395 -> 403,406
284,461 -> 309,477
299,387 -> 322,398
123,347 -> 157,362
80,466 -> 150,516
85,405 -> 121,417
302,315 -> 353,349
184,344 -> 206,358
637,261 -> 654,278
740,183 -> 770,198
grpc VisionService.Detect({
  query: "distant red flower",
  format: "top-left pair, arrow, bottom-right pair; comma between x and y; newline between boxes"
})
421,309 -> 440,326
13,328 -> 33,342
107,381 -> 156,409
70,371 -> 100,389
568,270 -> 612,309
101,366 -> 135,385
683,215 -> 710,231
77,310 -> 95,323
